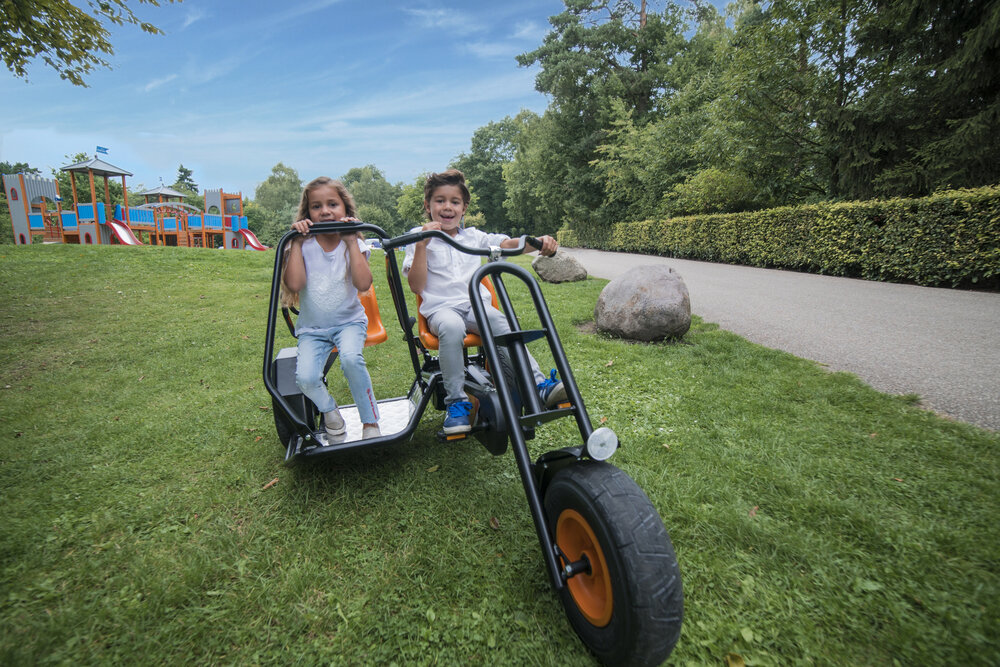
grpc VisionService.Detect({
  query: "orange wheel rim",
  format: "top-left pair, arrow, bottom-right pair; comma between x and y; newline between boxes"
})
556,508 -> 613,626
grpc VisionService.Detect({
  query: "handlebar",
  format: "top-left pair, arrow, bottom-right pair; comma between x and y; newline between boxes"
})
277,220 -> 389,246
382,230 -> 549,257
276,223 -> 553,258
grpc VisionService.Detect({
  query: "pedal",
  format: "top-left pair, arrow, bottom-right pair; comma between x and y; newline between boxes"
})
437,430 -> 469,442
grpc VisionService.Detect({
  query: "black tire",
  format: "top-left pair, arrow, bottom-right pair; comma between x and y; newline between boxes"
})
543,461 -> 683,666
272,396 -> 295,449
492,346 -> 523,417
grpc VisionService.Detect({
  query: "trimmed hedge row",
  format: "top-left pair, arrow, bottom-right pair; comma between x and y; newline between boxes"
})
564,186 -> 1000,288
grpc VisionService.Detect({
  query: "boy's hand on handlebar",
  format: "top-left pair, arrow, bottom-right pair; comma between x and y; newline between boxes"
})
535,234 -> 558,256
419,221 -> 442,246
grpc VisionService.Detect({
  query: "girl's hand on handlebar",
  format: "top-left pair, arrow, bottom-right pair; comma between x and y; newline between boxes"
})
292,216 -> 361,236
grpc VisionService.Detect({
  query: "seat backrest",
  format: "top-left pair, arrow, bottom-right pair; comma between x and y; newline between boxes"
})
282,285 -> 387,349
415,278 -> 497,350
359,287 -> 388,346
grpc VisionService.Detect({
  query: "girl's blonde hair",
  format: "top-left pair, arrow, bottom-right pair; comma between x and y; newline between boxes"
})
280,177 -> 359,309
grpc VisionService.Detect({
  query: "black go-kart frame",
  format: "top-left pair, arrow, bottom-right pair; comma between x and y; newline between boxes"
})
262,221 -> 683,665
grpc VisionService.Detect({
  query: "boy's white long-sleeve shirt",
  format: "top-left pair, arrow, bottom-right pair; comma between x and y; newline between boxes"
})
402,226 -> 510,318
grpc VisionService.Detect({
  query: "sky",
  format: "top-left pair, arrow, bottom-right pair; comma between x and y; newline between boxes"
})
0,0 -> 718,198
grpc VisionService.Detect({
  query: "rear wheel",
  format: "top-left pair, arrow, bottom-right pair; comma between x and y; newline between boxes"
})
492,347 -> 522,416
544,461 -> 682,666
272,397 -> 295,449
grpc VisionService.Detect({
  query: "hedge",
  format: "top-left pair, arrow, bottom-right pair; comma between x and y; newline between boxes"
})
566,186 -> 1000,288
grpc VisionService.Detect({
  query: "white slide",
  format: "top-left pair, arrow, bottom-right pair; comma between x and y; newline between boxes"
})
108,219 -> 143,245
239,228 -> 268,250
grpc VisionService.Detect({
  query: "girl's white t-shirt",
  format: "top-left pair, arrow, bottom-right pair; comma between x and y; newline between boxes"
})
295,236 -> 370,334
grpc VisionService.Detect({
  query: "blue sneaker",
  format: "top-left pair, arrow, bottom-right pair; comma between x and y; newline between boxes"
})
443,400 -> 473,434
537,369 -> 568,408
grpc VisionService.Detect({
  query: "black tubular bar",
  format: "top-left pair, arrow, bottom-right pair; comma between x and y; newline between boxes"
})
468,260 -> 593,592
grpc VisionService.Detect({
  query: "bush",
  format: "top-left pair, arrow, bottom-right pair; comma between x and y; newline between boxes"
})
557,228 -> 579,247
603,186 -> 1000,288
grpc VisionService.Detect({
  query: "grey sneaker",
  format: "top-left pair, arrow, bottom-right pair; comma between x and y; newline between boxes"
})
362,424 -> 381,440
324,409 -> 346,437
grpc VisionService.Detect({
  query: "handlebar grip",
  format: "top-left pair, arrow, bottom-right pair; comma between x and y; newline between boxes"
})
525,235 -> 555,256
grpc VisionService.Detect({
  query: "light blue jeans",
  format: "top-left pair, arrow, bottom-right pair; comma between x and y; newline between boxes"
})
295,321 -> 379,424
427,303 -> 545,405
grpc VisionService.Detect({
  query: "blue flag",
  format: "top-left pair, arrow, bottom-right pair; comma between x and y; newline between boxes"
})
96,146 -> 109,154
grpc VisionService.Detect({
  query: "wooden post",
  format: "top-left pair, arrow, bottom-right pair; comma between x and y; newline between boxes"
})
87,169 -> 99,244
122,176 -> 130,223
70,173 -> 79,210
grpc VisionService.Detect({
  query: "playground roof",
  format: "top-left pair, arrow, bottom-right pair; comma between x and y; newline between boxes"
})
60,156 -> 133,178
138,185 -> 188,198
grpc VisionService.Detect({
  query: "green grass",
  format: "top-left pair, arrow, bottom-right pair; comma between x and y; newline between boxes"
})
1,243 -> 998,666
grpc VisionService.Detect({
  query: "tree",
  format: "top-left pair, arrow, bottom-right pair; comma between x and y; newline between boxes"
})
851,0 -> 1000,195
254,163 -> 301,213
502,112 -> 567,237
340,165 -> 405,235
451,111 -> 535,233
515,1 -> 694,229
251,163 -> 302,247
2,0 -> 177,87
172,165 -> 198,194
396,177 -> 427,227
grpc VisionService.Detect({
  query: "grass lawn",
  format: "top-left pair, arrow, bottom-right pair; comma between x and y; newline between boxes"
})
1,243 -> 997,665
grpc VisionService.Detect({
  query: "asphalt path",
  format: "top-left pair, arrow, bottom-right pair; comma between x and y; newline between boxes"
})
561,248 -> 1000,431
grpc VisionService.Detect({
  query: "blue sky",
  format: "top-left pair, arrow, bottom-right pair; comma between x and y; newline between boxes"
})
1,1 -> 716,198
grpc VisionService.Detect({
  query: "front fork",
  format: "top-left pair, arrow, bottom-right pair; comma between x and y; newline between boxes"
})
468,261 -> 594,591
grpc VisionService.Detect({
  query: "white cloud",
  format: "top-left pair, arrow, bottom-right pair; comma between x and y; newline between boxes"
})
463,40 -> 519,60
512,20 -> 546,41
182,8 -> 208,28
404,8 -> 483,32
142,74 -> 178,93
271,0 -> 345,24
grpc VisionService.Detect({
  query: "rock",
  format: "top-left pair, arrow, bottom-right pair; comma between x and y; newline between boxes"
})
594,265 -> 691,341
532,253 -> 588,283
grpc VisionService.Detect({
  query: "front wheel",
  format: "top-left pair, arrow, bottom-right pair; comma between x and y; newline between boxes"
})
544,461 -> 683,666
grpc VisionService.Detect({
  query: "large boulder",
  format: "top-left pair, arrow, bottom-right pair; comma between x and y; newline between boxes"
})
594,265 -> 691,341
532,253 -> 588,283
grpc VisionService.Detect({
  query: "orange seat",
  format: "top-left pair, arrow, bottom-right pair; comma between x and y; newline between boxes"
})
328,287 -> 387,353
358,287 -> 388,347
415,278 -> 497,350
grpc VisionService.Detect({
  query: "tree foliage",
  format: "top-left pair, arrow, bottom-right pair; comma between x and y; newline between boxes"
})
1,0 -> 176,86
341,165 -> 405,236
452,111 -> 535,233
250,163 -> 302,247
495,0 -> 1000,230
172,165 -> 198,194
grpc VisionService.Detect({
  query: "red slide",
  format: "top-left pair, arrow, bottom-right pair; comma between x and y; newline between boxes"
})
108,219 -> 143,245
239,228 -> 268,250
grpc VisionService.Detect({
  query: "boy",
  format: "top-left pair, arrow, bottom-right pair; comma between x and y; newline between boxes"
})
403,169 -> 566,434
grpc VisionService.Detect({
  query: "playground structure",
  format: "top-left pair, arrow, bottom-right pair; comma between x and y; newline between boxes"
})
3,155 -> 267,250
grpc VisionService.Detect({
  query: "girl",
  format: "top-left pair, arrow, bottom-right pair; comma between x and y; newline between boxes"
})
282,177 -> 380,441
